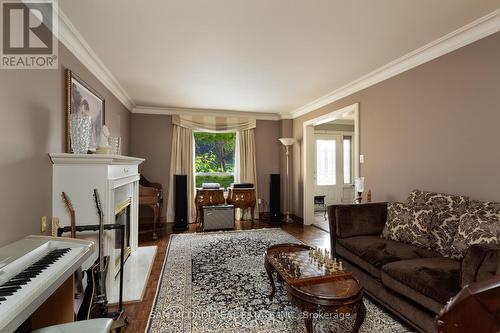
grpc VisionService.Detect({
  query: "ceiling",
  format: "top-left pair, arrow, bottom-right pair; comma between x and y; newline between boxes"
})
60,1 -> 500,116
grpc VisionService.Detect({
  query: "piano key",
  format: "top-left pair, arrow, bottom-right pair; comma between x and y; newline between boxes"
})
0,285 -> 21,290
1,281 -> 27,287
28,265 -> 49,270
13,273 -> 37,279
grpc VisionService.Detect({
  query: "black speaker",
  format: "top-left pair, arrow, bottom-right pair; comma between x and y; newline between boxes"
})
269,174 -> 281,224
174,174 -> 188,231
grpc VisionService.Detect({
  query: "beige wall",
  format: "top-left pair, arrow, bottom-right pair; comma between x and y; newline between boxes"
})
130,114 -> 173,218
0,44 -> 131,247
292,32 -> 500,219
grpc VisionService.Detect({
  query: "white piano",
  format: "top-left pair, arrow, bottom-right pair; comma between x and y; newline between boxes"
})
0,236 -> 94,333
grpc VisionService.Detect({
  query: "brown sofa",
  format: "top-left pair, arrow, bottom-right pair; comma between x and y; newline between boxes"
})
328,191 -> 500,333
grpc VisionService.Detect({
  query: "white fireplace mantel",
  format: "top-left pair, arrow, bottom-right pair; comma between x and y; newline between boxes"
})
49,153 -> 144,165
50,153 -> 144,293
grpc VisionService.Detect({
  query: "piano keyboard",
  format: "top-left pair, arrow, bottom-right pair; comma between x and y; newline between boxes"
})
0,236 -> 94,333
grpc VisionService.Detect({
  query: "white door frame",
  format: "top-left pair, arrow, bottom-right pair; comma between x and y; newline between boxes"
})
303,103 -> 360,225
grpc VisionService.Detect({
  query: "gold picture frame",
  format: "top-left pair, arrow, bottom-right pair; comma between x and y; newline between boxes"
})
65,68 -> 106,153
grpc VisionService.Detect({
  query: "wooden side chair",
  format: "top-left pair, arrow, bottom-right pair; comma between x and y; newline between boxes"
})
139,175 -> 163,240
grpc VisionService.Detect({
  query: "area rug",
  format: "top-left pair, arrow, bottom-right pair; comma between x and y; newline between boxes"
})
148,229 -> 412,333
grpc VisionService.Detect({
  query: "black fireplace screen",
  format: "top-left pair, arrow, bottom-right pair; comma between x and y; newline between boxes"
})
115,203 -> 131,263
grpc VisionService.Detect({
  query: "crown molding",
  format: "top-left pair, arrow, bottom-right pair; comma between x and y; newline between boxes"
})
133,106 -> 283,121
279,112 -> 294,120
288,9 -> 500,119
57,9 -> 135,111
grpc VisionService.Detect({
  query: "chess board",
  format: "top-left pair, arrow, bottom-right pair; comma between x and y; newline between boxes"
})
268,249 -> 352,286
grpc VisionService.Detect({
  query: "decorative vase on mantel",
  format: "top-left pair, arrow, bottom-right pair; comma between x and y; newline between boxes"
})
70,112 -> 91,154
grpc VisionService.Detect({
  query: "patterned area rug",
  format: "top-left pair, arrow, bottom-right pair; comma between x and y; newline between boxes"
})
148,229 -> 412,333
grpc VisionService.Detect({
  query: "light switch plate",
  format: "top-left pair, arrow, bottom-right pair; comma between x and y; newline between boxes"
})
360,155 -> 365,163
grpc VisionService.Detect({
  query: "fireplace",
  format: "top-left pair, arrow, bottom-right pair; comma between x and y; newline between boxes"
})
115,198 -> 132,274
50,153 -> 144,294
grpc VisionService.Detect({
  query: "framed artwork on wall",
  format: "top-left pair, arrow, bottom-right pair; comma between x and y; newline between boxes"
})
65,68 -> 105,153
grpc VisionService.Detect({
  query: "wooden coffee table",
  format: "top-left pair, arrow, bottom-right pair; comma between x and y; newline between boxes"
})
264,243 -> 366,333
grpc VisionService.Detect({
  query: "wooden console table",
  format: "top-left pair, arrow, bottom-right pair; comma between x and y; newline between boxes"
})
194,188 -> 225,224
264,243 -> 366,333
226,188 -> 256,221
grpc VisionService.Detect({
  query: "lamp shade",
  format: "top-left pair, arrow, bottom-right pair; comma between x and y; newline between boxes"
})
279,138 -> 295,146
355,177 -> 365,193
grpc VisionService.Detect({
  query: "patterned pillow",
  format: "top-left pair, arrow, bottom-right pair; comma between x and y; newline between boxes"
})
451,201 -> 500,259
469,200 -> 500,216
429,211 -> 462,257
382,202 -> 433,249
408,190 -> 469,256
407,189 -> 469,212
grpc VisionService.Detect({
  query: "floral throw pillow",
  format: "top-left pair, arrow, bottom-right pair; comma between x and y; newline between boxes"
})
407,189 -> 469,213
408,190 -> 469,256
451,201 -> 500,259
382,202 -> 433,249
429,211 -> 462,257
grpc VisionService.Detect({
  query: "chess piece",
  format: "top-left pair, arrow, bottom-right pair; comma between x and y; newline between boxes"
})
367,189 -> 372,203
339,261 -> 344,271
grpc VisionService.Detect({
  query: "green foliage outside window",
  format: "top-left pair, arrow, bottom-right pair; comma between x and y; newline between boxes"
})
194,132 -> 236,190
194,132 -> 235,173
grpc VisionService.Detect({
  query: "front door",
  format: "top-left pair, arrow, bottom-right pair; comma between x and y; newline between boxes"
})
314,134 -> 343,206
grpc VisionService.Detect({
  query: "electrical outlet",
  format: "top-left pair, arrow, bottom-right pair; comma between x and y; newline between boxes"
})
360,154 -> 365,163
258,198 -> 263,205
40,216 -> 47,233
51,217 -> 60,237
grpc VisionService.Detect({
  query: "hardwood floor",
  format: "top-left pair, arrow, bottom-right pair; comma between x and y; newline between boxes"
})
313,213 -> 330,232
115,219 -> 330,333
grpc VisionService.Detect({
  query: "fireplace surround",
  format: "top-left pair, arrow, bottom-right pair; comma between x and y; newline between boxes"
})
50,153 -> 144,294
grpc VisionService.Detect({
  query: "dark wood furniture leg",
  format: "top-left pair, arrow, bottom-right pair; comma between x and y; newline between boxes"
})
152,203 -> 159,240
351,300 -> 366,333
264,260 -> 276,301
305,315 -> 314,333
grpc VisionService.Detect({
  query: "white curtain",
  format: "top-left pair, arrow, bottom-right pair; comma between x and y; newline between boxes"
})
236,129 -> 258,220
167,124 -> 196,223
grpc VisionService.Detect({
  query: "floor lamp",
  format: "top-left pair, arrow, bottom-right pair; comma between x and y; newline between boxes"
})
279,138 -> 295,223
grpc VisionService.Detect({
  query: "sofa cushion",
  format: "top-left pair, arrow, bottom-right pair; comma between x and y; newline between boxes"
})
469,200 -> 500,214
407,190 -> 469,257
451,201 -> 500,259
336,235 -> 439,279
407,190 -> 469,212
382,202 -> 433,249
381,258 -> 461,313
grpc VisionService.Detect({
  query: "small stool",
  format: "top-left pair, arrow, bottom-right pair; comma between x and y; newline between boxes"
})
32,319 -> 113,333
314,195 -> 327,220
